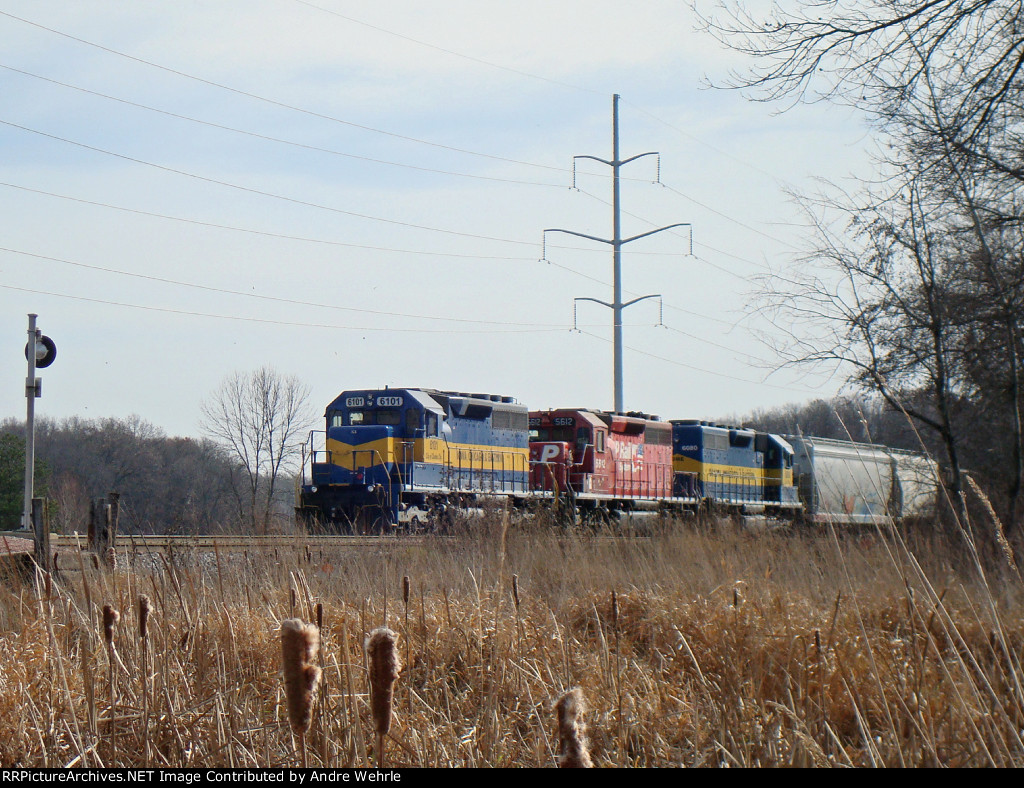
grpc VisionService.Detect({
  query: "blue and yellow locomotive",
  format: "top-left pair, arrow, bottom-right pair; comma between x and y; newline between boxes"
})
671,420 -> 800,515
298,388 -> 530,530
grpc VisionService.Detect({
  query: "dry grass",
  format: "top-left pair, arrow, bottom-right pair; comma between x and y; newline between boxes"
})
1,515 -> 1023,767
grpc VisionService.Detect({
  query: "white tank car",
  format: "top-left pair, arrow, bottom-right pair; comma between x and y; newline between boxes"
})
787,436 -> 940,525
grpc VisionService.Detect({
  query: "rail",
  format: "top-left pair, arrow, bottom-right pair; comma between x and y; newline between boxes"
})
50,533 -> 440,552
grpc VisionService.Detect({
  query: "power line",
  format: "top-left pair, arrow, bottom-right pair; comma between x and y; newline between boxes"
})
0,63 -> 571,190
0,178 -> 678,263
0,9 -> 576,174
576,329 -> 824,395
620,97 -> 791,185
0,181 -> 536,261
290,0 -> 603,96
573,182 -> 786,276
659,182 -> 799,253
0,124 -> 782,339
0,118 -> 546,247
0,283 -> 575,335
4,11 -> 815,253
0,246 -> 574,328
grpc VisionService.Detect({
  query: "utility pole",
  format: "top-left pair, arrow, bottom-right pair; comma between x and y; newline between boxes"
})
544,94 -> 690,413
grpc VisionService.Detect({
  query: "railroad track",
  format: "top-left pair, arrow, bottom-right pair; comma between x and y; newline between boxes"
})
50,533 -> 436,552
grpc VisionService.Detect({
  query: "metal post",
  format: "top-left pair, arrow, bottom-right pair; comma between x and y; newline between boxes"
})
23,314 -> 38,531
612,95 -> 624,414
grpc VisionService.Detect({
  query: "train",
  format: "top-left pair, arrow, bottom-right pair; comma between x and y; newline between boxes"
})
296,386 -> 941,531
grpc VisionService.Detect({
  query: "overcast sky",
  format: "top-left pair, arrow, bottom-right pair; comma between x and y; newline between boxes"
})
0,1 -> 874,438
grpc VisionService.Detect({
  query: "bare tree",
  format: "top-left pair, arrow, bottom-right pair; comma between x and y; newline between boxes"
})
703,0 -> 1024,530
200,368 -> 315,532
762,165 -> 973,515
699,1 -> 1024,141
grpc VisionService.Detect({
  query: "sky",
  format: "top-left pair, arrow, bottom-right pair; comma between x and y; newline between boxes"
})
0,1 -> 876,439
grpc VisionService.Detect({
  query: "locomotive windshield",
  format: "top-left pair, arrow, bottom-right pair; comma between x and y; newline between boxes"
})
346,409 -> 402,426
532,426 -> 575,442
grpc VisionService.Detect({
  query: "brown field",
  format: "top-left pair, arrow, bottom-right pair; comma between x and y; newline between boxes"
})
1,515 -> 1023,768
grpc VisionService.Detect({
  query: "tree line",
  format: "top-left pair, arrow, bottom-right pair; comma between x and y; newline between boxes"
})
0,367 -> 314,533
0,415 -> 237,533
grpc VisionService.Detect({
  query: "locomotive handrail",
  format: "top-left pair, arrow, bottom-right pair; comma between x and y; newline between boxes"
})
302,429 -> 327,486
708,469 -> 761,504
442,446 -> 529,493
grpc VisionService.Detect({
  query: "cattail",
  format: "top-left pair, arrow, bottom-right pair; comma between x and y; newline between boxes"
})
281,618 -> 322,737
512,574 -> 520,612
365,627 -> 401,767
967,474 -> 1021,579
102,604 -> 121,736
102,605 -> 119,648
315,602 -> 324,632
401,576 -> 410,717
138,594 -> 153,764
555,688 -> 593,768
610,589 -> 618,629
138,595 -> 151,640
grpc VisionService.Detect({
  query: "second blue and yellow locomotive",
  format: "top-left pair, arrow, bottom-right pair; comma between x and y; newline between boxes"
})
670,420 -> 800,515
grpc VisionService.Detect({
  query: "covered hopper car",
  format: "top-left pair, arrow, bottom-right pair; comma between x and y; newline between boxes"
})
787,435 -> 941,525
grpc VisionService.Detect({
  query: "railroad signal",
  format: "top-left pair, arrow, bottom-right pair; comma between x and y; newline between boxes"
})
23,314 -> 56,533
25,334 -> 57,369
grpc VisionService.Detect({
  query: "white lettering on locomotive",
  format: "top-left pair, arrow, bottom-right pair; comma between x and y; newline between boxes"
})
538,444 -> 562,464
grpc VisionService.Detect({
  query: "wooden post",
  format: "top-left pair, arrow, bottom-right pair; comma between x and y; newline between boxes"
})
86,493 -> 120,568
89,497 -> 111,561
107,492 -> 119,553
87,498 -> 97,553
31,497 -> 49,572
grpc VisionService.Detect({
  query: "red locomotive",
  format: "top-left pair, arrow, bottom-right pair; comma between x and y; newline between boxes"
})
529,409 -> 675,515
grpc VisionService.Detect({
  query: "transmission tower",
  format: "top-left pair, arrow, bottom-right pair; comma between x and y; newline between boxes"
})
544,94 -> 690,413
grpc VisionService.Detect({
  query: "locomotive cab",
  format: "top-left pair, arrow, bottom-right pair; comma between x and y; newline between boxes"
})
758,432 -> 800,509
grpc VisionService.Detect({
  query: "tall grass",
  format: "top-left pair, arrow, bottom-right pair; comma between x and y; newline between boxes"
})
0,514 -> 1023,767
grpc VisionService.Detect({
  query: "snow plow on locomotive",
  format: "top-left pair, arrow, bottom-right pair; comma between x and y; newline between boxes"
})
297,386 -> 941,531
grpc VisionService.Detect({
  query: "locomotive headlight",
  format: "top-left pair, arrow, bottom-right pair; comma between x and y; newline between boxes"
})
310,486 -> 318,494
